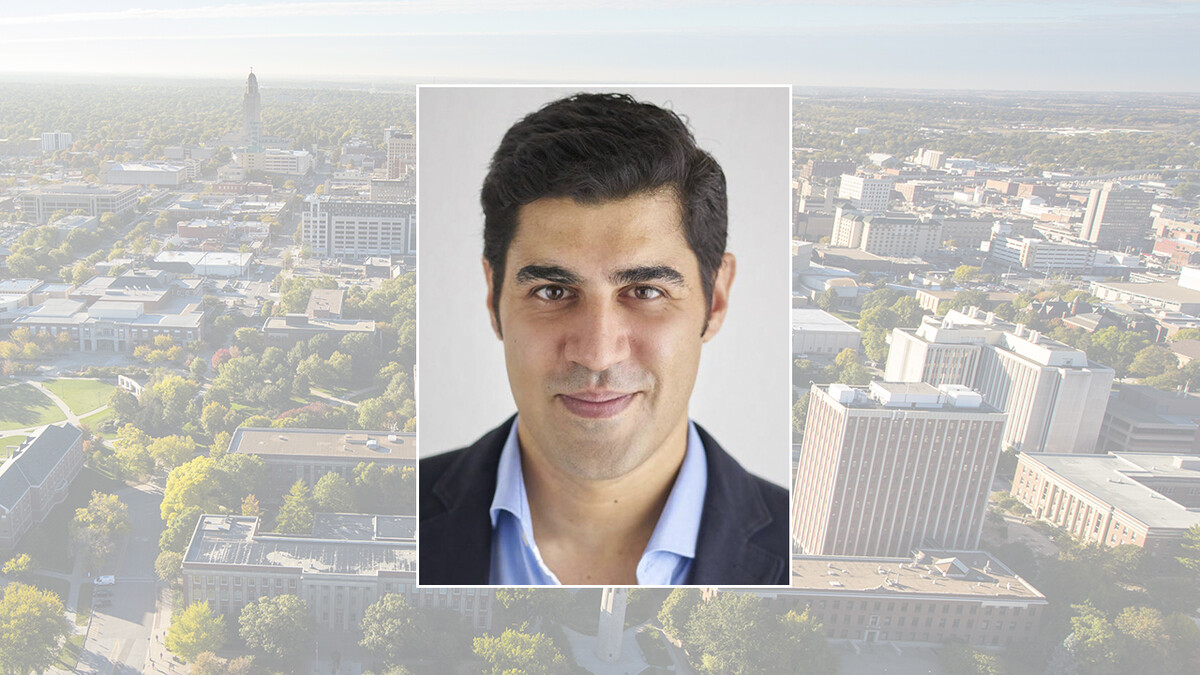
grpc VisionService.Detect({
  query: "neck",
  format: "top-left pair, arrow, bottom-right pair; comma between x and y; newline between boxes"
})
517,418 -> 689,585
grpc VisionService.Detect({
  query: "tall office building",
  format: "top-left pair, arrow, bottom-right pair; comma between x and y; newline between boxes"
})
837,174 -> 894,213
40,131 -> 72,152
1080,183 -> 1154,250
831,212 -> 941,256
886,309 -> 1115,454
793,382 -> 1007,557
243,69 -> 262,151
301,196 -> 416,258
385,128 -> 415,179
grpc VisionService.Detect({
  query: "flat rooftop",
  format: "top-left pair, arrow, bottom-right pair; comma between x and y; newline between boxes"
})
788,550 -> 1044,601
183,515 -> 415,575
791,307 -> 860,333
311,513 -> 415,540
1025,453 -> 1200,530
262,316 -> 375,333
228,427 -> 415,461
1094,280 -> 1200,305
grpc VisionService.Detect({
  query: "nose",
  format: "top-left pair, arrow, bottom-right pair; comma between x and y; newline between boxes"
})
563,298 -> 631,373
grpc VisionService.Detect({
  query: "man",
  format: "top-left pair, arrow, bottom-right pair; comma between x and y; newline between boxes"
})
419,92 -> 788,586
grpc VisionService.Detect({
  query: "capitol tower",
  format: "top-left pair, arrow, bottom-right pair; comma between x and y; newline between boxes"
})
243,69 -> 262,151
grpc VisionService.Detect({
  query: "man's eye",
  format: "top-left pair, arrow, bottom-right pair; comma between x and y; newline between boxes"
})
630,286 -> 663,300
533,286 -> 569,301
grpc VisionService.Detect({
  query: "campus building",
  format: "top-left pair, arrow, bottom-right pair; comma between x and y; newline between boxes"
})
791,307 -> 861,358
19,184 -> 139,223
0,425 -> 84,550
727,550 -> 1047,648
793,382 -> 1006,557
1081,183 -> 1154,250
182,514 -> 493,631
226,427 -> 414,493
1097,384 -> 1200,455
885,308 -> 1114,454
837,175 -> 894,213
300,196 -> 416,258
1012,452 -> 1200,557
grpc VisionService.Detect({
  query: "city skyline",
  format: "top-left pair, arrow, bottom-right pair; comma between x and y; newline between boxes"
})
0,1 -> 1199,92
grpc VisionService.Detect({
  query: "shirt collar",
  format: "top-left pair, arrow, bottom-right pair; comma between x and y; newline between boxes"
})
488,415 -> 707,565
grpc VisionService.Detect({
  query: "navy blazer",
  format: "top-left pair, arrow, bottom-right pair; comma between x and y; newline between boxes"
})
418,417 -> 790,585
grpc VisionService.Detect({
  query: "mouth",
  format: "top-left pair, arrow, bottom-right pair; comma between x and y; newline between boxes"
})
557,390 -> 637,419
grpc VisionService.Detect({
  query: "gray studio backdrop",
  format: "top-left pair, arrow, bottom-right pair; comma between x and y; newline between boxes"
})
416,85 -> 791,488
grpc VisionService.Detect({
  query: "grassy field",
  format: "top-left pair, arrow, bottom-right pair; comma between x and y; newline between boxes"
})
75,583 -> 93,626
42,378 -> 116,415
0,383 -> 67,431
0,433 -> 26,459
55,634 -> 85,672
79,408 -> 117,440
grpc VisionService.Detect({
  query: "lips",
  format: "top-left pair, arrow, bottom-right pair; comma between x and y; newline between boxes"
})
557,390 -> 636,419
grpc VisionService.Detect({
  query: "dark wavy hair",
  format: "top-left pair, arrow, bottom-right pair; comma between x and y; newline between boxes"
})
481,92 -> 727,328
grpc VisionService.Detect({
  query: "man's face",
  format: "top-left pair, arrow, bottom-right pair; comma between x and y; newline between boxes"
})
484,190 -> 734,481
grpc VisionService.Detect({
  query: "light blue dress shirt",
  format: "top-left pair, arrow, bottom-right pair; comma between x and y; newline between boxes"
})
488,417 -> 708,585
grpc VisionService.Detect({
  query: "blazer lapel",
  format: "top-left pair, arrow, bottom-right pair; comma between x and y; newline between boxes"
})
418,417 -> 515,585
689,425 -> 789,585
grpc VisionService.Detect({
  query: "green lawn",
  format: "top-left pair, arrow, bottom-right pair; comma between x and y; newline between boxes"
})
75,583 -> 93,626
79,408 -> 117,440
42,378 -> 116,415
0,384 -> 67,431
0,434 -> 26,459
55,633 -> 85,672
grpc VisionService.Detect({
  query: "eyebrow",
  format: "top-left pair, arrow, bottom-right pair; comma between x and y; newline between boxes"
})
514,264 -> 685,287
515,264 -> 582,285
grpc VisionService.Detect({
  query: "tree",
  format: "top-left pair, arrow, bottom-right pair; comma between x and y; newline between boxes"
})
778,609 -> 838,675
1172,328 -> 1200,342
149,435 -> 198,473
274,479 -> 314,534
953,265 -> 981,284
2,553 -> 36,581
947,289 -> 989,314
1129,345 -> 1178,379
162,456 -> 221,524
161,506 -> 204,554
109,388 -> 140,422
1178,523 -> 1200,577
473,629 -> 567,675
312,473 -> 354,513
233,327 -> 264,354
792,392 -> 811,437
167,602 -> 227,663
816,288 -> 838,311
155,550 -> 183,582
238,594 -> 313,665
70,491 -> 130,571
112,423 -> 153,479
1067,601 -> 1120,675
0,583 -> 72,675
684,592 -> 776,674
189,355 -> 209,380
658,588 -> 700,639
360,594 -> 425,665
494,589 -> 572,625
241,494 -> 263,519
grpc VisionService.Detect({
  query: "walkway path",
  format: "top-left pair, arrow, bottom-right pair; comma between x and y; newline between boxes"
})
1,378 -> 110,437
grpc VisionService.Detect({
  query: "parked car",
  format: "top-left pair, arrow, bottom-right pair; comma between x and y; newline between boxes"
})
94,575 -> 116,586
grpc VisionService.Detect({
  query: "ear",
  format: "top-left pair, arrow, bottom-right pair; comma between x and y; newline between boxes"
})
483,258 -> 502,339
701,252 -> 735,343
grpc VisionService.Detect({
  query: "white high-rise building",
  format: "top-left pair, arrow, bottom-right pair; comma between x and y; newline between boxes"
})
41,131 -> 73,152
794,381 -> 1006,557
1080,183 -> 1154,250
837,174 -> 894,213
301,196 -> 416,258
885,309 -> 1114,454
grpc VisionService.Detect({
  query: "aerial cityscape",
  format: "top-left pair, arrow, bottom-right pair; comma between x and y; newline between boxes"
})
2,15 -> 1200,675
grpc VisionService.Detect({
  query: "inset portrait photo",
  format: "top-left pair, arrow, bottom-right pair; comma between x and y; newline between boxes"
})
417,86 -> 792,587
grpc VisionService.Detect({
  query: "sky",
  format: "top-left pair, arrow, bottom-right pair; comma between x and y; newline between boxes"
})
1,1 -> 1199,91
